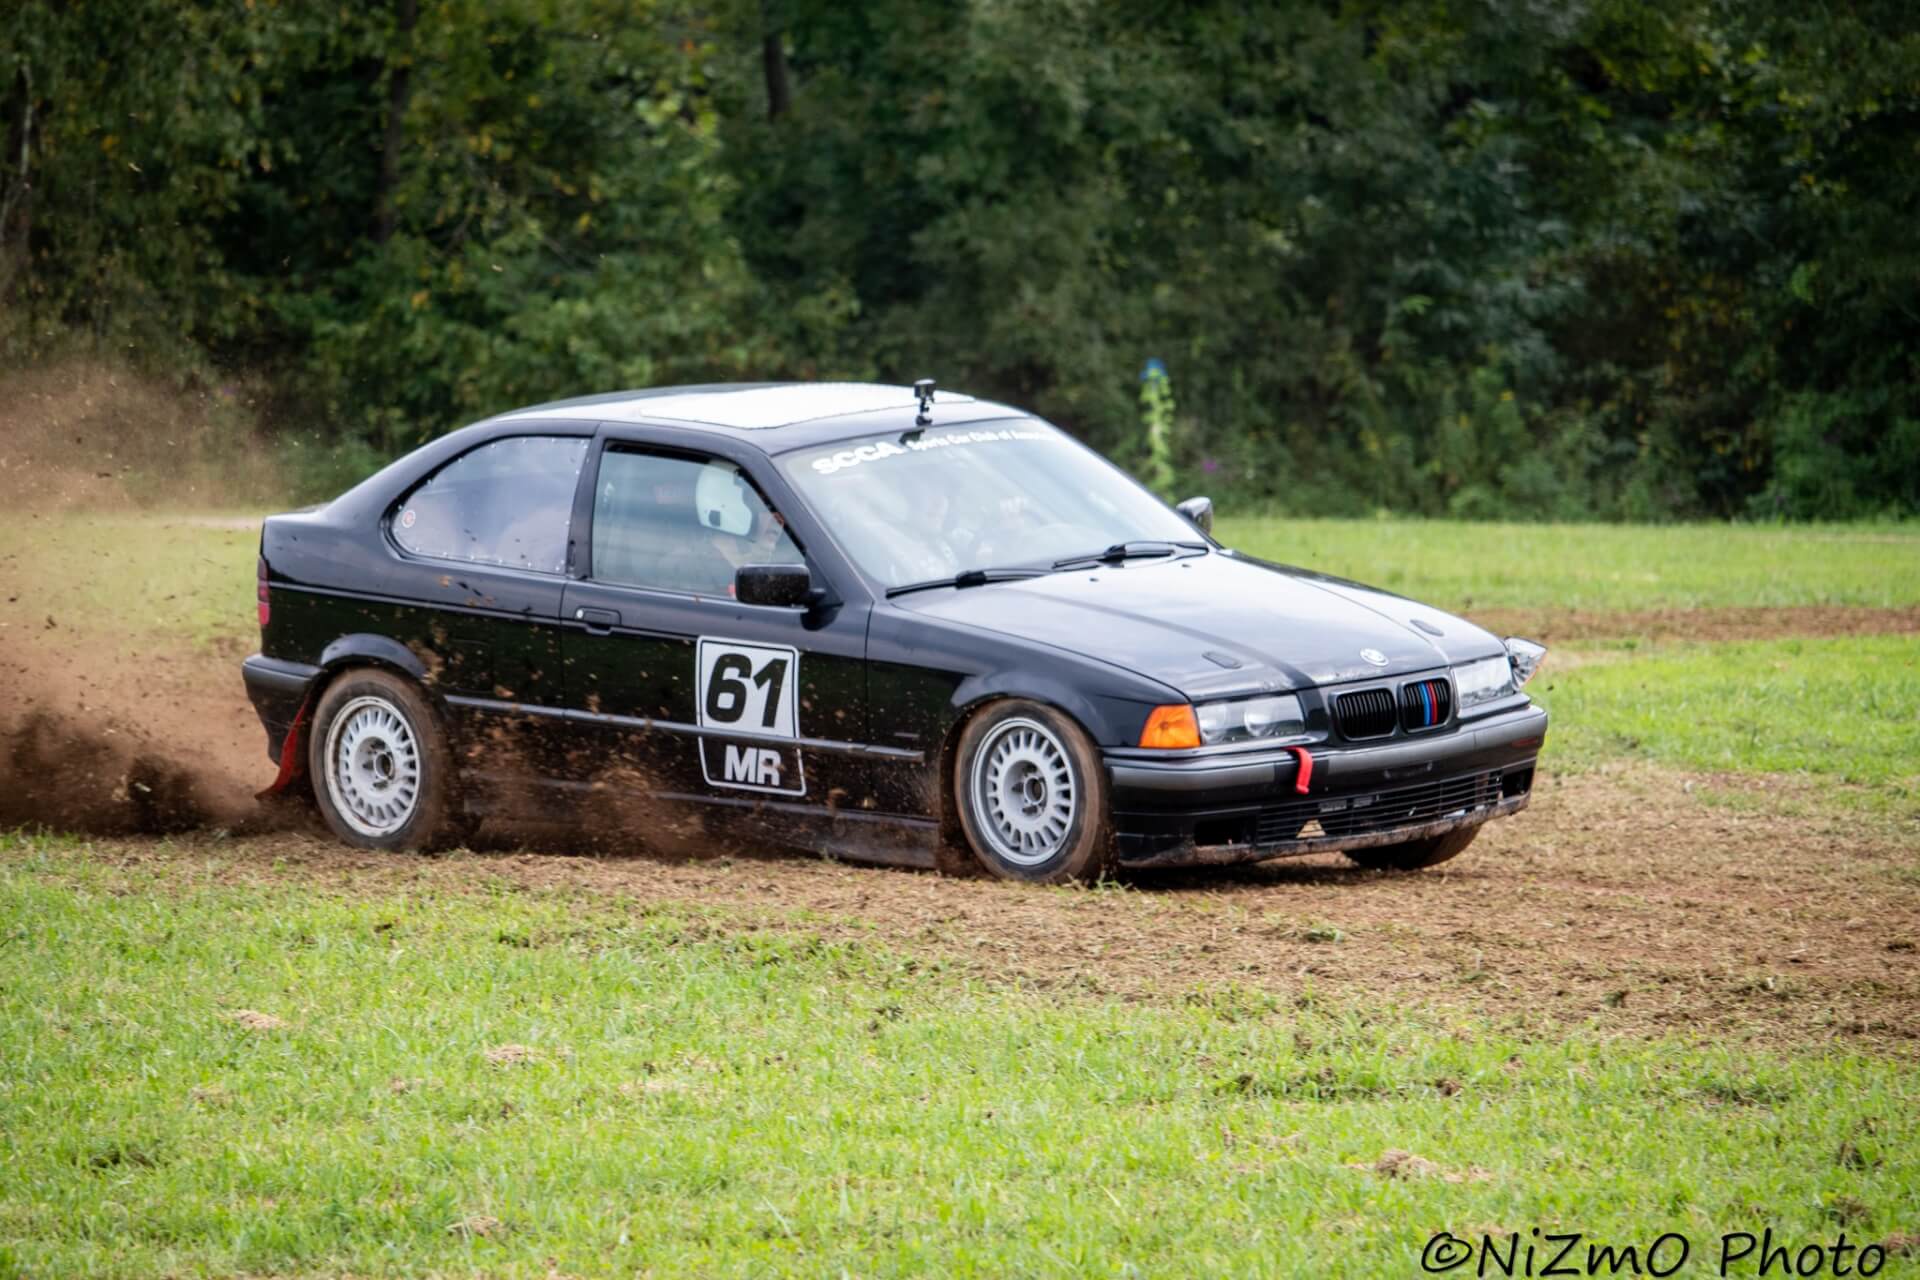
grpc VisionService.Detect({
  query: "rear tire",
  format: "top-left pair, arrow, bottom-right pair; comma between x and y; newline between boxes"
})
1343,824 -> 1480,871
308,668 -> 458,852
950,700 -> 1113,884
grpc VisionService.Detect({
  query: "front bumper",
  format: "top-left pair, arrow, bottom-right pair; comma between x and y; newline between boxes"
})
1104,702 -> 1547,868
241,654 -> 323,762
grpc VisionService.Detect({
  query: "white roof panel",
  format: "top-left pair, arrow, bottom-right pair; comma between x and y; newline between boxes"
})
594,382 -> 976,429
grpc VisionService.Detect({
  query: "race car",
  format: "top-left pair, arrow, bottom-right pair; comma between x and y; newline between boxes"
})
241,381 -> 1548,882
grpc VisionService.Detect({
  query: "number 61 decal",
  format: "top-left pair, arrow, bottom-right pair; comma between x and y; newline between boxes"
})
696,637 -> 798,738
696,638 -> 804,795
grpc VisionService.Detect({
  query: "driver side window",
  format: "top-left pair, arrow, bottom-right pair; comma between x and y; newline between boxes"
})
590,448 -> 801,596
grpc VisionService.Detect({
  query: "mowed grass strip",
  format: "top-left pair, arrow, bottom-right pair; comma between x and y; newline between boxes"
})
1216,517 -> 1920,613
1531,635 -> 1920,803
3,837 -> 1916,1279
0,514 -> 258,649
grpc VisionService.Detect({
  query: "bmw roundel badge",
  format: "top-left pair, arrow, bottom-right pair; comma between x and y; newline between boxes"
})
1360,648 -> 1389,667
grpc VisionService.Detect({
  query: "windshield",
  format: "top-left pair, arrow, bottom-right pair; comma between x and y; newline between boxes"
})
778,419 -> 1204,589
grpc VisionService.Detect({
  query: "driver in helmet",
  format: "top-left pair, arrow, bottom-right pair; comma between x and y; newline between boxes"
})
656,462 -> 799,595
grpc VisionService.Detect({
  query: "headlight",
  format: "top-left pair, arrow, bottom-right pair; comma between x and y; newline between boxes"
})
1194,694 -> 1305,745
1504,636 -> 1547,687
1453,655 -> 1514,712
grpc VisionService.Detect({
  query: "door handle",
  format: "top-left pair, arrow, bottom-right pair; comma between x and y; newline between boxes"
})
575,606 -> 620,634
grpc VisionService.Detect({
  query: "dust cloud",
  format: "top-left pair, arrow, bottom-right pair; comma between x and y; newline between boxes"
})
0,359 -> 290,833
0,632 -> 289,835
0,358 -> 282,514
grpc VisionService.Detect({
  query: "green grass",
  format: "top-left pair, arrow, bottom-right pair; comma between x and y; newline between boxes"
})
1215,517 -> 1920,612
1534,636 -> 1920,797
6,519 -> 1919,1274
2,836 -> 1916,1279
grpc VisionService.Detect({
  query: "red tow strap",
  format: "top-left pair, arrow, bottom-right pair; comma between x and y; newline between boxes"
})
1284,745 -> 1313,795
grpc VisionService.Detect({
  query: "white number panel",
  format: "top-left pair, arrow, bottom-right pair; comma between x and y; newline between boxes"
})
696,637 -> 799,738
696,637 -> 804,796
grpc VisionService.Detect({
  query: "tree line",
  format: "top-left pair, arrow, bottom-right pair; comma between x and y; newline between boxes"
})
4,0 -> 1917,517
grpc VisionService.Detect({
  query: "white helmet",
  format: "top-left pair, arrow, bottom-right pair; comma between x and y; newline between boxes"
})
694,461 -> 756,537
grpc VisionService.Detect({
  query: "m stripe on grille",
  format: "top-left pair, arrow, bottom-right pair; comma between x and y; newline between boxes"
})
1399,677 -> 1453,731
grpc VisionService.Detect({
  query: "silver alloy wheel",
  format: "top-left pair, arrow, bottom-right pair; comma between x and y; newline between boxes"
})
322,694 -> 423,838
969,716 -> 1077,867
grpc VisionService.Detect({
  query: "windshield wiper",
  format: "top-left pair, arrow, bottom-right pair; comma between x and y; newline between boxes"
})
1051,540 -> 1209,570
885,567 -> 1046,598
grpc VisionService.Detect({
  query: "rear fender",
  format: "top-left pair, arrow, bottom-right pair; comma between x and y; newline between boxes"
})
258,636 -> 442,798
318,633 -> 434,683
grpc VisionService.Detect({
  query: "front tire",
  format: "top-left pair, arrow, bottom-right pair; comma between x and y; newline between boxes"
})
950,701 -> 1113,884
1343,824 -> 1480,871
308,668 -> 458,852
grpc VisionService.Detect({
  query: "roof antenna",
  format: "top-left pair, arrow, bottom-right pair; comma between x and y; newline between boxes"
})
913,377 -> 935,427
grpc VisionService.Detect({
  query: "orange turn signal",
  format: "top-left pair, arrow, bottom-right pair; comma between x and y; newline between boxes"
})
1139,704 -> 1201,749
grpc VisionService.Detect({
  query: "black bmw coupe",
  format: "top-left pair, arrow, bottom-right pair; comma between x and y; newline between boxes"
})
242,381 -> 1548,882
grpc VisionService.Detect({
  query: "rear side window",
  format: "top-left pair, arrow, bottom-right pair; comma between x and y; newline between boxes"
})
392,436 -> 588,574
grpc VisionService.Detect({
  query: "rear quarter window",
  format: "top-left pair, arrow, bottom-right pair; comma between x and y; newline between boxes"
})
391,436 -> 587,574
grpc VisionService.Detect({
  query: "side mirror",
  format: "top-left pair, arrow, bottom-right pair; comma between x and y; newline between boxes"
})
736,563 -> 812,607
1175,495 -> 1214,536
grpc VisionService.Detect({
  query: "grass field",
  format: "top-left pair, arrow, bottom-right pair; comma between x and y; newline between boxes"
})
1218,517 -> 1920,611
3,837 -> 1916,1278
8,513 -> 1918,649
0,514 -> 258,649
3,512 -> 1919,1276
1538,635 -> 1920,787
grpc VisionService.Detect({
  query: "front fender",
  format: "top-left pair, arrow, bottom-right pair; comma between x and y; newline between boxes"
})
946,671 -> 1163,750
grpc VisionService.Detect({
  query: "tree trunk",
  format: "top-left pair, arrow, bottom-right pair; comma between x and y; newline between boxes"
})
761,2 -> 791,121
373,0 -> 418,243
0,63 -> 34,300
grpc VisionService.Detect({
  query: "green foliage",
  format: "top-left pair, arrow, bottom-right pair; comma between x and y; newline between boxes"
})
222,0 -> 826,445
0,1 -> 276,354
270,431 -> 394,507
1136,358 -> 1176,498
1754,392 -> 1920,520
4,0 -> 1919,515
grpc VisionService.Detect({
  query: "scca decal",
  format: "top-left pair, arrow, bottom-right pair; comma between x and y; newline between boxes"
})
810,440 -> 909,476
808,427 -> 1051,476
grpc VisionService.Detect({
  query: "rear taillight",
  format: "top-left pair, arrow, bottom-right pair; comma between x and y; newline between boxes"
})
257,556 -> 271,628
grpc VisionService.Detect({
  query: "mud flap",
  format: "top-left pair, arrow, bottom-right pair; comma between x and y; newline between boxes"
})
256,698 -> 312,799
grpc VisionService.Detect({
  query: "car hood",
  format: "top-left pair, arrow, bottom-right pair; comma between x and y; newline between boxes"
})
893,550 -> 1505,699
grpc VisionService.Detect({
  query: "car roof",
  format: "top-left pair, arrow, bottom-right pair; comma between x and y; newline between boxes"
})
489,381 -> 1023,452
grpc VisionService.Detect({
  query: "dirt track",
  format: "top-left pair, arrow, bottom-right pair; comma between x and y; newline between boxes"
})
1476,604 -> 1920,646
16,760 -> 1916,1054
3,534 -> 1918,1053
0,628 -> 266,834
